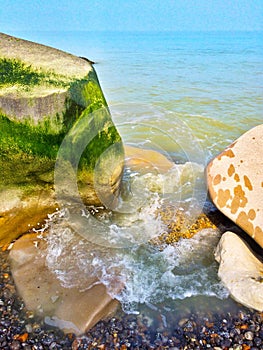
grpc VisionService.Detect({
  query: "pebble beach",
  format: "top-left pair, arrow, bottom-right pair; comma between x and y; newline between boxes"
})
1,248 -> 262,350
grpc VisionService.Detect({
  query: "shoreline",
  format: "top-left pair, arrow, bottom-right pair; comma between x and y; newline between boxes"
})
1,248 -> 262,349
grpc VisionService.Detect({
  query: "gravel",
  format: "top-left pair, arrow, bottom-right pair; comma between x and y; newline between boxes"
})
1,248 -> 262,349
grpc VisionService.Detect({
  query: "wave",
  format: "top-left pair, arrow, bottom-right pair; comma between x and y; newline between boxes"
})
44,161 -> 228,315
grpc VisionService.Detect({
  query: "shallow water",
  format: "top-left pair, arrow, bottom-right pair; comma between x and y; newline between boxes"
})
43,208 -> 228,316
43,156 -> 234,329
12,30 -> 263,329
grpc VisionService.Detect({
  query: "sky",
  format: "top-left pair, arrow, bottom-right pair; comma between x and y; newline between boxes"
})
1,0 -> 262,33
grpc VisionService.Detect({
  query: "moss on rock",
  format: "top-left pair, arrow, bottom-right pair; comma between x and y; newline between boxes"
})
0,33 -> 124,245
0,57 -> 71,89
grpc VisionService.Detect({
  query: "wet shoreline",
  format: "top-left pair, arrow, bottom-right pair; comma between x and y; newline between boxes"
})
1,249 -> 262,349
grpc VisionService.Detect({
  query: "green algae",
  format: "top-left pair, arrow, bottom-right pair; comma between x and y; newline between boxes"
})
0,57 -> 73,90
56,69 -> 123,172
69,70 -> 107,110
0,69 -> 108,161
0,114 -> 61,157
0,58 -> 42,87
0,66 -> 123,189
79,117 -> 122,172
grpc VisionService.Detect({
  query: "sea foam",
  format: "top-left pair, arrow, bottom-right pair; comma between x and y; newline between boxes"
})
44,162 -> 228,315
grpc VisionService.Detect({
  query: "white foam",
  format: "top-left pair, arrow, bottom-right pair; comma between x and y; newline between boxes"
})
44,162 -> 228,314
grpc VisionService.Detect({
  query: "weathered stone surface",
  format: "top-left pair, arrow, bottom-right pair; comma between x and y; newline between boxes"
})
0,33 -> 124,244
0,32 -> 92,127
0,187 -> 57,245
206,124 -> 263,248
0,32 -> 90,78
215,231 -> 263,311
9,233 -> 119,334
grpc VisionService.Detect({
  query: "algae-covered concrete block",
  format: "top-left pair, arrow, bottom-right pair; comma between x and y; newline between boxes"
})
0,33 -> 124,244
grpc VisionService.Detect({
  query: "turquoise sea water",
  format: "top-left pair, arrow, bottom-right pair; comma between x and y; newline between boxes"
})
13,31 -> 263,328
19,31 -> 262,148
16,31 -> 262,159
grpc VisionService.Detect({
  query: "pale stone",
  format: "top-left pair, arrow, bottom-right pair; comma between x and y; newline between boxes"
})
9,233 -> 119,334
124,145 -> 174,173
206,124 -> 263,248
215,231 -> 263,311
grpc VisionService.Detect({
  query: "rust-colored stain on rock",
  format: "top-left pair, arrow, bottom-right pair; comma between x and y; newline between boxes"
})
227,164 -> 235,177
206,166 -> 217,201
213,174 -> 221,185
225,149 -> 235,158
231,185 -> 248,214
218,148 -> 235,161
254,226 -> 263,242
248,209 -> 256,221
236,211 -> 254,235
244,175 -> 253,191
228,140 -> 237,149
234,173 -> 240,182
217,188 -> 231,208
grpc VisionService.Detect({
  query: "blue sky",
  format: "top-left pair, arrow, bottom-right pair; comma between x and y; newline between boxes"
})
1,0 -> 262,33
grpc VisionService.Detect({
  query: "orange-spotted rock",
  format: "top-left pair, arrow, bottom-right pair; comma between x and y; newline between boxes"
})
206,124 -> 263,248
215,231 -> 263,311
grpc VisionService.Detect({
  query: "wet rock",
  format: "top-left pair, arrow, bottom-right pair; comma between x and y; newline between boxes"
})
156,205 -> 217,244
124,145 -> 174,173
0,188 -> 57,247
206,124 -> 263,248
254,336 -> 262,346
215,231 -> 263,311
0,32 -> 124,245
10,340 -> 21,350
9,233 -> 119,334
244,330 -> 254,340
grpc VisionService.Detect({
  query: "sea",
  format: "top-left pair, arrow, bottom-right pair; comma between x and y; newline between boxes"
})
10,30 -> 263,329
15,30 -> 262,159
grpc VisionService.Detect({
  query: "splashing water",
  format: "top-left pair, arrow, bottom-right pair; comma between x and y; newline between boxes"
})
45,161 -> 229,316
44,103 -> 231,318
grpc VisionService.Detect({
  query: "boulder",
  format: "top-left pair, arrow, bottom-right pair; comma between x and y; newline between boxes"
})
9,233 -> 119,334
215,231 -> 263,311
0,33 -> 124,245
206,124 -> 263,248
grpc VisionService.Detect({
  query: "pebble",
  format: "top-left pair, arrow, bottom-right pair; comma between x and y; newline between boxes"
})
233,344 -> 243,350
254,336 -> 262,346
244,330 -> 254,340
